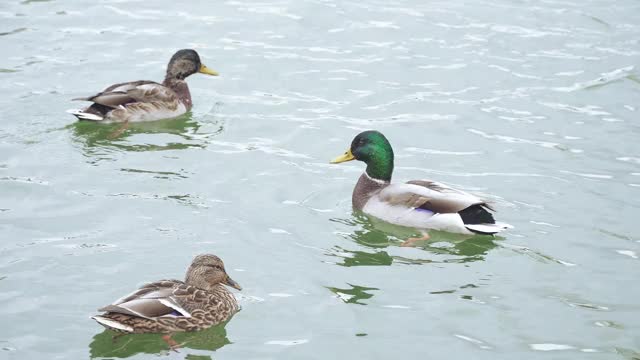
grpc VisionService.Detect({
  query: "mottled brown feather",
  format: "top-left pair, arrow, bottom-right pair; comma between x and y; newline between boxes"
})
93,255 -> 240,334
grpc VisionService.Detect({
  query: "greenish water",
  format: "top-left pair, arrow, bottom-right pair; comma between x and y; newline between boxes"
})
1,0 -> 639,359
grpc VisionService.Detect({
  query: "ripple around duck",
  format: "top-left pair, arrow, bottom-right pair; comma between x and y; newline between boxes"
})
497,243 -> 577,267
615,347 -> 640,359
617,157 -> 640,165
404,147 -> 483,156
328,215 -> 502,266
615,250 -> 638,259
90,325 -> 230,358
529,343 -> 575,351
219,38 -> 350,54
467,128 -> 576,152
559,170 -> 613,180
552,65 -> 635,92
103,6 -> 161,20
68,115 -> 223,156
0,27 -> 27,36
264,339 -> 309,346
208,138 -> 311,158
105,192 -> 212,208
119,168 -> 190,180
259,51 -> 384,64
0,176 -> 49,186
396,166 -> 571,183
3,0 -> 640,358
454,334 -> 492,350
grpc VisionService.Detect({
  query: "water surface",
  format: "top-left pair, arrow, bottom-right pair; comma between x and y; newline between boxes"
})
1,0 -> 639,359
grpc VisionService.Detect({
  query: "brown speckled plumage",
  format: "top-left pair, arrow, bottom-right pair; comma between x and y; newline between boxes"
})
93,254 -> 241,334
71,49 -> 218,123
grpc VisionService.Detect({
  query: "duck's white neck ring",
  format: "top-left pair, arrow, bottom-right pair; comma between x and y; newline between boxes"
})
365,171 -> 388,184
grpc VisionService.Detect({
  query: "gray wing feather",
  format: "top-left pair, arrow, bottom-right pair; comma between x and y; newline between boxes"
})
379,180 -> 485,214
72,81 -> 175,108
99,280 -> 189,319
99,299 -> 173,319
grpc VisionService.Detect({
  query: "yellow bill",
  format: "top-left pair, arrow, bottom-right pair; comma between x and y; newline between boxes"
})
330,149 -> 355,164
199,64 -> 219,76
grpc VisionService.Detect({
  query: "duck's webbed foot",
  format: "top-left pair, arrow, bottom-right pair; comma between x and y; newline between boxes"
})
400,232 -> 430,247
108,119 -> 130,139
111,332 -> 125,344
162,334 -> 181,352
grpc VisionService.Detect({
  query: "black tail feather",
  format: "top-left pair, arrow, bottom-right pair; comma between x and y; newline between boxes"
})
458,204 -> 495,225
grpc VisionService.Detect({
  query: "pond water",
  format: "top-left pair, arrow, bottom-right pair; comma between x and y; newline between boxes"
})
1,0 -> 639,359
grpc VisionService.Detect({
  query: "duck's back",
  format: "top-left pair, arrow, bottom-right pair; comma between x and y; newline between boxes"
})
93,281 -> 240,333
72,80 -> 188,123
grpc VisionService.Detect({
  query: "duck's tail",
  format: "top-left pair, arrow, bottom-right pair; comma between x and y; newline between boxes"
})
465,222 -> 513,235
92,315 -> 134,332
68,109 -> 104,121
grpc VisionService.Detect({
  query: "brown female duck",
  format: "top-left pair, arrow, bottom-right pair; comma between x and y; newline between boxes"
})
92,254 -> 241,335
71,49 -> 218,123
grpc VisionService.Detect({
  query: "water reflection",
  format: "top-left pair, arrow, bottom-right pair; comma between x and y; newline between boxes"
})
89,324 -> 230,359
333,248 -> 393,267
330,213 -> 500,266
69,113 -> 223,156
327,284 -> 379,305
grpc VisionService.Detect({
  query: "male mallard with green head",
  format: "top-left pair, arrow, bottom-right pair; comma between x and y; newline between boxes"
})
92,254 -> 241,339
331,131 -> 512,241
71,49 -> 218,123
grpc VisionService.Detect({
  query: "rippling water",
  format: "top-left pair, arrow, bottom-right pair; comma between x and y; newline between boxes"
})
1,0 -> 639,359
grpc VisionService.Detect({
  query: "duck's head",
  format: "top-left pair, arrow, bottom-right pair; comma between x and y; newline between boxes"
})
331,130 -> 394,182
185,254 -> 241,291
165,49 -> 219,81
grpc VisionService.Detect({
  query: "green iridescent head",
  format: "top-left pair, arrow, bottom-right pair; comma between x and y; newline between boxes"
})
331,130 -> 394,182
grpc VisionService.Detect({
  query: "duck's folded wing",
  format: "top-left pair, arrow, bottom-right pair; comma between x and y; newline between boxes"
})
72,81 -> 175,108
379,180 -> 487,214
98,280 -> 191,319
126,83 -> 179,103
171,285 -> 219,315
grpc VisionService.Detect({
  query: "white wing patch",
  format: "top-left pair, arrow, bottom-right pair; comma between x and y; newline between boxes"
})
158,298 -> 192,318
92,316 -> 134,332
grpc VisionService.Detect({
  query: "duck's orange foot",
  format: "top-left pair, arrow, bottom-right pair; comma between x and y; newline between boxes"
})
400,233 -> 430,247
111,332 -> 125,344
108,120 -> 130,139
162,334 -> 181,352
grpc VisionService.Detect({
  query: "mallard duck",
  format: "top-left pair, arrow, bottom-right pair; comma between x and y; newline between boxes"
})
71,49 -> 218,123
331,130 -> 512,239
92,254 -> 241,335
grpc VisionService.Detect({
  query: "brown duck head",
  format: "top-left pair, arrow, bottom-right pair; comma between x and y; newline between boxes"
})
164,49 -> 218,81
185,254 -> 241,291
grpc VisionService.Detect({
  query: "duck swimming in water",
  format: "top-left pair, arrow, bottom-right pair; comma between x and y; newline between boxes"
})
93,254 -> 241,344
331,130 -> 512,243
71,49 -> 218,123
